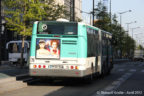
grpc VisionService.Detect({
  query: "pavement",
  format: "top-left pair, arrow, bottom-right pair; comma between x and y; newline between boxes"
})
0,62 -> 29,94
0,62 -> 29,79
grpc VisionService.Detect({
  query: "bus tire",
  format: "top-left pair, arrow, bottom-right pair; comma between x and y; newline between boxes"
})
107,68 -> 111,75
83,64 -> 94,83
100,63 -> 106,78
83,74 -> 93,84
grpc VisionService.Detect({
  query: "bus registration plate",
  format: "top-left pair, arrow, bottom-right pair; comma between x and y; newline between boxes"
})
48,65 -> 63,69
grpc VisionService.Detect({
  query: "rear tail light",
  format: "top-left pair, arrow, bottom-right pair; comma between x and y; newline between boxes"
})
33,65 -> 46,69
71,66 -> 74,69
70,66 -> 79,70
75,66 -> 78,69
43,65 -> 46,68
38,65 -> 41,68
33,65 -> 37,68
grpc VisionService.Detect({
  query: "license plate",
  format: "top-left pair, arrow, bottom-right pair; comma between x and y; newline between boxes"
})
48,65 -> 63,69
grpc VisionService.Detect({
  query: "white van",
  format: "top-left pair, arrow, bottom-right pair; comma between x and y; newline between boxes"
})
6,40 -> 30,64
133,50 -> 144,61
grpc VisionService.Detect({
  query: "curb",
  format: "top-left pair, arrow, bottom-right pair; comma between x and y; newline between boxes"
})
1,61 -> 11,65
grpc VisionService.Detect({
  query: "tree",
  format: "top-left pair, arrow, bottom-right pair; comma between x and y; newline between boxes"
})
137,45 -> 144,50
4,0 -> 66,36
3,0 -> 67,67
94,2 -> 110,31
94,1 -> 136,58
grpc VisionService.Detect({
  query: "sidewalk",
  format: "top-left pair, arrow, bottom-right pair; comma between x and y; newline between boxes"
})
0,62 -> 29,79
0,62 -> 28,94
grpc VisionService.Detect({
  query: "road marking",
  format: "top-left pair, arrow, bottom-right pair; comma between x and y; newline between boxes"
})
92,72 -> 135,96
118,69 -> 125,72
129,69 -> 136,72
118,77 -> 125,81
138,64 -> 144,67
141,70 -> 144,72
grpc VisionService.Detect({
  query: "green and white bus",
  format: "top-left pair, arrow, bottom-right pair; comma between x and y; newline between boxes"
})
29,21 -> 113,81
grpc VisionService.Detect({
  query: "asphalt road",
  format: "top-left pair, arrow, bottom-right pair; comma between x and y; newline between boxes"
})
1,61 -> 144,96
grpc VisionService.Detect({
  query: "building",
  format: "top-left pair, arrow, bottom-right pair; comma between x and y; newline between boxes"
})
55,0 -> 82,21
74,0 -> 82,20
55,0 -> 64,5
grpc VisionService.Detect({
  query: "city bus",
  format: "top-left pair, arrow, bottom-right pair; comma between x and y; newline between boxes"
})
29,20 -> 113,81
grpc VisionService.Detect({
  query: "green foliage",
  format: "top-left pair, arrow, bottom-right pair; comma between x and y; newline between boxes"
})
94,2 -> 110,31
94,2 -> 136,58
137,45 -> 144,50
3,0 -> 66,36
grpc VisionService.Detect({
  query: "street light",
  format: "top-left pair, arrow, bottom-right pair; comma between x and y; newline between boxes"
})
131,27 -> 140,38
126,21 -> 137,35
0,0 -> 2,65
131,26 -> 144,38
119,10 -> 132,28
93,0 -> 95,26
134,32 -> 144,45
81,11 -> 93,25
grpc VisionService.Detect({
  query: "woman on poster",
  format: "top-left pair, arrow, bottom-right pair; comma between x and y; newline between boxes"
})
50,40 -> 60,58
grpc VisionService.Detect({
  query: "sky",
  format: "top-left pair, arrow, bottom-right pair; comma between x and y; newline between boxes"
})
82,0 -> 144,46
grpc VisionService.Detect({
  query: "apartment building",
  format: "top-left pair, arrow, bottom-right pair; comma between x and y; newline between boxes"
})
55,0 -> 82,20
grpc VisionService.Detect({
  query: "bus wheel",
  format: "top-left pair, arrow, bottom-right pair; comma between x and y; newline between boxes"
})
107,69 -> 111,75
83,65 -> 94,83
100,64 -> 106,78
107,63 -> 112,75
83,74 -> 93,84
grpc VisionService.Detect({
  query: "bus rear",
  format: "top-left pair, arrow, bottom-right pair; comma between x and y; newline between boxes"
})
29,21 -> 87,78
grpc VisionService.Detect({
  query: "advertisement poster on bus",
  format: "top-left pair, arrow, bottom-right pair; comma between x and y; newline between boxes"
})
36,39 -> 60,59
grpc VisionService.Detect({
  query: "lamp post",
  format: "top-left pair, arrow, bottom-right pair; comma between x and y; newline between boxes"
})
70,0 -> 75,21
119,10 -> 132,29
0,0 -> 2,65
110,0 -> 111,25
93,0 -> 95,26
131,27 -> 140,38
126,21 -> 137,36
81,11 -> 93,25
134,31 -> 144,46
118,10 -> 131,58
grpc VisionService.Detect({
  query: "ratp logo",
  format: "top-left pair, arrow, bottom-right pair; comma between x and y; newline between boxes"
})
42,24 -> 47,31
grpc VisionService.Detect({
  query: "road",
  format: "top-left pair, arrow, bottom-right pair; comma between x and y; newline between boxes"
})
1,61 -> 144,96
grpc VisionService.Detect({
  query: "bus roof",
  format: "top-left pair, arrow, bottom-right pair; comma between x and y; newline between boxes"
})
35,21 -> 112,36
78,22 -> 112,36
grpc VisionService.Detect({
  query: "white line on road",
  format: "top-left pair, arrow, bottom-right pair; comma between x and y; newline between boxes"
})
129,69 -> 137,72
141,70 -> 144,72
138,64 -> 144,67
118,69 -> 125,72
92,72 -> 135,96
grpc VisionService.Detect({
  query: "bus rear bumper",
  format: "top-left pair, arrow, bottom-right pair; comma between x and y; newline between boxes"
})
29,69 -> 92,78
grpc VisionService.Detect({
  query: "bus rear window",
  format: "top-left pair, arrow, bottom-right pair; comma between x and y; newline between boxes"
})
37,22 -> 77,35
